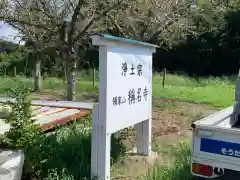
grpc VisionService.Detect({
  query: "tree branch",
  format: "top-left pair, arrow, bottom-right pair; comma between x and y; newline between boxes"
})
73,0 -> 123,43
67,0 -> 75,11
11,0 -> 23,9
4,18 -> 53,31
128,23 -> 137,39
68,0 -> 84,44
148,20 -> 174,42
32,7 -> 57,23
109,15 -> 126,36
100,0 -> 122,18
139,23 -> 148,40
73,13 -> 95,43
7,22 -> 24,34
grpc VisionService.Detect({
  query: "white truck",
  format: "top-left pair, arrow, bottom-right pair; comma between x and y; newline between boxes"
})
191,71 -> 240,179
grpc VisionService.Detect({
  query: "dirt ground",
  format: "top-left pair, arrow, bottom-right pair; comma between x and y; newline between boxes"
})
30,91 -> 219,179
29,92 -> 240,179
112,99 -> 218,179
30,91 -> 218,178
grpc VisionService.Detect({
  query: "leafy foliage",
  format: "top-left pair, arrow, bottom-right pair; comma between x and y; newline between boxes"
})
1,0 -> 240,77
0,47 -> 29,75
108,0 -> 193,47
0,83 -> 44,176
0,83 -> 39,148
154,3 -> 240,76
1,0 -> 126,100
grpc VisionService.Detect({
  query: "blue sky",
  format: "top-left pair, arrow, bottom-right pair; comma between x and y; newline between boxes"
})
0,21 -> 25,45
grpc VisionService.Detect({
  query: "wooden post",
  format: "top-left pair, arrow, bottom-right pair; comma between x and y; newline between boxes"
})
162,68 -> 166,88
4,66 -> 7,76
93,68 -> 96,87
24,58 -> 28,77
91,104 -> 100,178
13,66 -> 17,77
33,58 -> 42,92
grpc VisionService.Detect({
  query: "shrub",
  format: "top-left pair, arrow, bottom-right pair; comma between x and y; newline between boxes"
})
0,82 -> 44,177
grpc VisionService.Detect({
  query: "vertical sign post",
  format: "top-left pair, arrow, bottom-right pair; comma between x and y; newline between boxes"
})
91,34 -> 157,180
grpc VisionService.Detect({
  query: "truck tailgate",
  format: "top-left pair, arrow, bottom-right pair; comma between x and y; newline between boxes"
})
192,105 -> 240,167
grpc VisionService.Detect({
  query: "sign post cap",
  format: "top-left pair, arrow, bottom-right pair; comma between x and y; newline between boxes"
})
90,33 -> 158,50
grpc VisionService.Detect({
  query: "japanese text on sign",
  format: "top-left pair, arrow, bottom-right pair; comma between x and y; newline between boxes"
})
121,62 -> 143,76
221,148 -> 240,157
112,86 -> 148,106
104,43 -> 153,134
112,61 -> 148,107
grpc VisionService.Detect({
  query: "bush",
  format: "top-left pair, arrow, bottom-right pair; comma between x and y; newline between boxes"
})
0,82 -> 44,177
0,83 -> 126,179
0,47 -> 29,76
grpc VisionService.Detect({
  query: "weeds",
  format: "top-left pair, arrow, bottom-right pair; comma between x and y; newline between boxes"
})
0,82 -> 44,176
142,142 -> 193,180
0,73 -> 228,179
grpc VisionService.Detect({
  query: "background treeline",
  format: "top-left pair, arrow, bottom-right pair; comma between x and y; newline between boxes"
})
155,5 -> 240,76
1,0 -> 240,100
1,1 -> 239,77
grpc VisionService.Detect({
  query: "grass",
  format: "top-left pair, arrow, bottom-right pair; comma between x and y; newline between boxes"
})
152,100 -> 177,109
0,76 -> 97,94
0,72 -> 235,179
21,116 -> 126,180
152,74 -> 235,108
0,72 -> 235,108
142,143 -> 193,180
34,120 -> 193,180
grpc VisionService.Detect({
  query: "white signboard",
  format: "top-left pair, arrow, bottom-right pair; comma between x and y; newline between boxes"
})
106,45 -> 152,133
90,34 -> 157,180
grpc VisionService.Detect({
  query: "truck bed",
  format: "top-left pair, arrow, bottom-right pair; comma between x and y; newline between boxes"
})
194,104 -> 240,129
192,104 -> 240,173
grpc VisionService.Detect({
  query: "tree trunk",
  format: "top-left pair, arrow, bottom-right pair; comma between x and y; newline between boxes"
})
66,59 -> 77,101
33,58 -> 41,92
13,66 -> 16,77
62,60 -> 68,99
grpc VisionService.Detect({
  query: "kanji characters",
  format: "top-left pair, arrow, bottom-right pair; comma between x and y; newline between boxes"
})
112,97 -> 118,106
130,64 -> 135,75
120,62 -> 143,76
137,88 -> 142,102
121,62 -> 128,76
112,96 -> 127,106
128,89 -> 136,105
137,63 -> 143,76
143,86 -> 148,100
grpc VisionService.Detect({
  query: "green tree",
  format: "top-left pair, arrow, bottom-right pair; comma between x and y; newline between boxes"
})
109,0 -> 193,47
1,0 -> 123,100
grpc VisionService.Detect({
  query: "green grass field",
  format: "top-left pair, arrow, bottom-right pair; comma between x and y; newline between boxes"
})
0,73 -> 235,107
153,74 -> 234,108
0,73 -> 235,180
